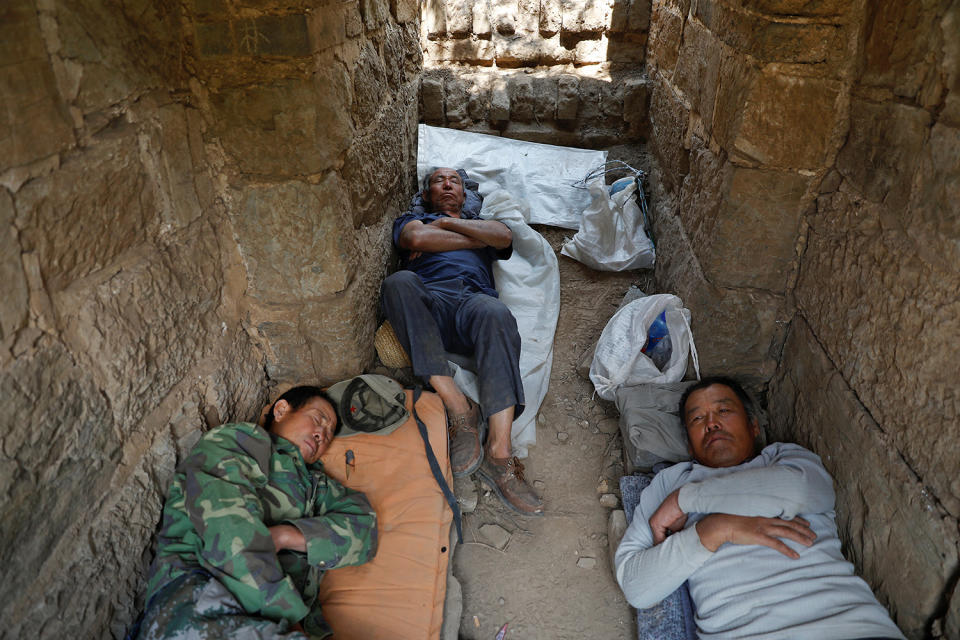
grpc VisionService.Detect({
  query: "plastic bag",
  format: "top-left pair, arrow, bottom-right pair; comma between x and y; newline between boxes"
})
561,175 -> 655,271
590,294 -> 700,400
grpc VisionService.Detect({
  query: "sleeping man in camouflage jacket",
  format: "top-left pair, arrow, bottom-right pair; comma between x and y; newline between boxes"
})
135,386 -> 378,640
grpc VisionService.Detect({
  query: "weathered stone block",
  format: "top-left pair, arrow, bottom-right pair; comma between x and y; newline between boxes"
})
391,0 -> 419,22
905,123 -> 960,275
649,75 -> 690,193
653,198 -> 786,382
352,42 -> 389,127
0,0 -> 74,172
495,34 -> 542,66
194,20 -> 233,56
623,76 -> 650,134
207,71 -> 352,176
540,0 -> 562,35
516,0 -> 540,33
574,37 -> 607,64
55,224 -> 223,431
537,34 -> 576,64
627,0 -> 652,31
730,71 -> 841,169
473,0 -> 492,35
360,0 -> 390,31
563,0 -> 608,33
247,14 -> 311,56
14,129 -> 152,293
837,99 -> 931,212
423,0 -> 447,37
342,104 -> 407,226
490,78 -> 510,122
606,34 -> 648,64
508,74 -> 535,122
54,0 -> 180,114
421,74 -> 446,123
694,0 -> 846,67
0,191 -> 28,341
672,20 -> 721,134
427,38 -> 496,64
467,74 -> 492,122
769,318 -> 959,639
310,1 -> 348,47
445,76 -> 472,126
861,0 -> 946,101
646,1 -> 684,75
0,340 -> 118,631
609,0 -> 632,33
799,181 -> 960,519
682,150 -> 811,292
531,75 -> 558,122
233,176 -> 352,301
557,75 -> 580,120
491,0 -> 516,34
446,0 -> 473,34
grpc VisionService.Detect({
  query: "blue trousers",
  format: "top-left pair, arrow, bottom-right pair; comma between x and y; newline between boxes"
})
381,271 -> 525,419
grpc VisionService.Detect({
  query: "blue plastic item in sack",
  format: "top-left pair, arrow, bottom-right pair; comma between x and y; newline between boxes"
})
642,311 -> 673,371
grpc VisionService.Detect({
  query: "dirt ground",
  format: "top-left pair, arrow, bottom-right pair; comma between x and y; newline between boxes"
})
452,228 -> 654,640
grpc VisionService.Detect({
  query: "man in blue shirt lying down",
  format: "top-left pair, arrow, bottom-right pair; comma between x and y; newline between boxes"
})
615,376 -> 904,639
380,167 -> 542,516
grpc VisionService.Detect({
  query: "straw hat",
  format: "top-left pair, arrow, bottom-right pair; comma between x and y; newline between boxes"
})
375,321 -> 412,368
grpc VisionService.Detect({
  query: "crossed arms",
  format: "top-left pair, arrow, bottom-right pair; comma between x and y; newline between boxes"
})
614,444 -> 835,609
399,216 -> 512,255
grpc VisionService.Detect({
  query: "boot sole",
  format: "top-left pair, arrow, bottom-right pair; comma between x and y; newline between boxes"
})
477,467 -> 544,517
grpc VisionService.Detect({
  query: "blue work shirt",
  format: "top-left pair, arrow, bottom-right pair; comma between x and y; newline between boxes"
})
392,210 -> 512,298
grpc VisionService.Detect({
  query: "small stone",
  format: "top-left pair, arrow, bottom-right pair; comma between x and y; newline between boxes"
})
577,557 -> 597,569
557,431 -> 569,443
498,597 -> 505,606
590,533 -> 597,539
581,444 -> 588,451
534,479 -> 545,489
537,413 -> 546,425
600,493 -> 619,508
479,523 -> 511,550
591,427 -> 599,434
473,615 -> 480,628
579,419 -> 590,430
597,417 -> 619,435
597,478 -> 611,494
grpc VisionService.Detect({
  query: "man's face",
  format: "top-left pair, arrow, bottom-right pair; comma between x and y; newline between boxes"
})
683,384 -> 759,468
270,396 -> 338,464
427,168 -> 465,213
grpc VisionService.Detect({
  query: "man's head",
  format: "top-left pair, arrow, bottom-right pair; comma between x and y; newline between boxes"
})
679,376 -> 760,468
264,385 -> 338,464
423,167 -> 465,214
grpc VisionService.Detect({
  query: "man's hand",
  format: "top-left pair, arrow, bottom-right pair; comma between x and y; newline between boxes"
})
695,513 -> 816,558
650,489 -> 688,544
269,524 -> 307,553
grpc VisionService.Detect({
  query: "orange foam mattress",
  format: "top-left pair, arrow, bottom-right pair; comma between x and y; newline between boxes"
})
318,389 -> 452,640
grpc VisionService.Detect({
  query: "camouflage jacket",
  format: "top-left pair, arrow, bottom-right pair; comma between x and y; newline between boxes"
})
145,422 -> 377,634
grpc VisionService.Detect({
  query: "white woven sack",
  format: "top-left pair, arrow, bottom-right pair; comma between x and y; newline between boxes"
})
589,294 -> 700,401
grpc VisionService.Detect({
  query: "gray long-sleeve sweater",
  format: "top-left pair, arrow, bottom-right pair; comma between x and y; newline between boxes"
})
615,443 -> 905,640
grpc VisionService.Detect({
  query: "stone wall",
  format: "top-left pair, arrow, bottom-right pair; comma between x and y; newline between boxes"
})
420,0 -> 652,147
0,0 -> 420,637
647,0 -> 960,635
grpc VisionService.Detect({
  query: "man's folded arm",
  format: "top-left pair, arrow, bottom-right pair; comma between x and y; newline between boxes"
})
183,454 -> 310,624
398,219 -> 486,252
286,478 -> 378,569
678,444 -> 835,519
615,515 -> 713,609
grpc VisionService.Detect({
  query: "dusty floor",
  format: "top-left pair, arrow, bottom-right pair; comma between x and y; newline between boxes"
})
452,228 -> 654,640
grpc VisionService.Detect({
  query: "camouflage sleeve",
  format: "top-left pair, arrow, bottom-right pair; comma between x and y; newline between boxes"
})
288,475 -> 378,570
182,436 -> 310,624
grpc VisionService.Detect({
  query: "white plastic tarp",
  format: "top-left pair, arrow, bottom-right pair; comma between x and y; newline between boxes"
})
448,189 -> 561,458
417,124 -> 607,229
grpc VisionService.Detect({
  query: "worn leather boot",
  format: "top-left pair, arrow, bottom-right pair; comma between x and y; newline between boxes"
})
478,453 -> 543,516
447,398 -> 483,477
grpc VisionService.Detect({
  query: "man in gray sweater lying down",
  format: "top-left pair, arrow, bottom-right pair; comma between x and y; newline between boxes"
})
615,376 -> 904,640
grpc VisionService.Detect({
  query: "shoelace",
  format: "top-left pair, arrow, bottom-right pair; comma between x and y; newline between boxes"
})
506,457 -> 525,482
